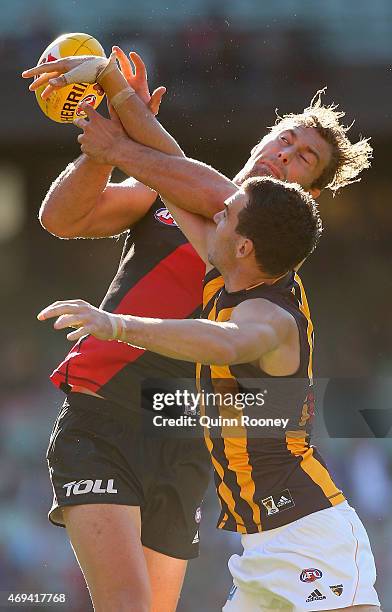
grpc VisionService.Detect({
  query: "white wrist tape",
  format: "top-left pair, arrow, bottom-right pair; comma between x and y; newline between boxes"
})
111,86 -> 136,110
63,56 -> 110,85
108,314 -> 127,342
96,52 -> 119,82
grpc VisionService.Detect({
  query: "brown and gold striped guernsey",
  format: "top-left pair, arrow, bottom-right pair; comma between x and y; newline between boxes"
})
196,267 -> 345,534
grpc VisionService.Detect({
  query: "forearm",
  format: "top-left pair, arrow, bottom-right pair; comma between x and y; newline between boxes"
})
112,140 -> 236,215
99,66 -> 235,217
118,316 -> 241,365
39,155 -> 112,235
98,67 -> 183,157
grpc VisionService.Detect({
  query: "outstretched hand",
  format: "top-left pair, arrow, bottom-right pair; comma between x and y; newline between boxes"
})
112,46 -> 166,116
22,55 -> 109,100
37,299 -> 126,342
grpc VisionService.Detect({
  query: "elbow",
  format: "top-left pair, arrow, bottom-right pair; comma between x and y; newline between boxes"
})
39,208 -> 63,237
39,204 -> 78,238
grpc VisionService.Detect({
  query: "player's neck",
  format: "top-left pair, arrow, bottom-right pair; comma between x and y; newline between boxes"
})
223,266 -> 284,293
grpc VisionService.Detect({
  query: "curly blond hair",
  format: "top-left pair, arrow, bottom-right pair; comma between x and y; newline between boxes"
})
271,88 -> 373,193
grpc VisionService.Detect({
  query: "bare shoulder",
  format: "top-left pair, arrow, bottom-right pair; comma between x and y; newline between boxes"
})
231,298 -> 297,337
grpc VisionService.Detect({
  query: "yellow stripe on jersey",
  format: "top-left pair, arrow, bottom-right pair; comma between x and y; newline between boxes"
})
286,435 -> 345,505
203,273 -> 225,307
204,432 -> 248,533
223,437 -> 262,530
294,273 -> 314,383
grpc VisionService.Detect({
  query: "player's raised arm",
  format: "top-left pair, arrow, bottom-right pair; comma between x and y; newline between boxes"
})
40,157 -> 158,239
34,52 -> 167,239
23,50 -> 236,257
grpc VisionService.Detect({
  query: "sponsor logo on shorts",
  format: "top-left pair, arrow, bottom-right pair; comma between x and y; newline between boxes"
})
192,530 -> 199,544
329,584 -> 343,596
306,589 -> 326,603
300,568 -> 323,583
195,506 -> 202,524
227,585 -> 237,601
63,479 -> 118,497
154,207 -> 178,227
261,489 -> 295,516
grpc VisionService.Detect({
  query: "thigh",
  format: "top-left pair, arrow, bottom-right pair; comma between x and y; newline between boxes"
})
63,504 -> 150,612
141,437 -> 211,560
143,546 -> 187,612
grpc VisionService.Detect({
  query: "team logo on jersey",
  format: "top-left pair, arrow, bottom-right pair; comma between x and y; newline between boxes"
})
195,506 -> 202,524
329,584 -> 343,596
261,496 -> 279,515
306,589 -> 326,603
192,530 -> 199,544
261,489 -> 295,516
154,207 -> 178,227
300,568 -> 323,583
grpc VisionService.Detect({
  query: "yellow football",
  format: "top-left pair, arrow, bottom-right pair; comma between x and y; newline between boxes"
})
34,33 -> 106,124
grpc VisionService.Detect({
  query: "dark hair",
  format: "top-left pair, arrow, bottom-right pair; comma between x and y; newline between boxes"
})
237,176 -> 322,276
270,88 -> 373,193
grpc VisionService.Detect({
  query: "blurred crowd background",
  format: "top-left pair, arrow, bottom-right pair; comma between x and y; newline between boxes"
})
1,0 -> 392,610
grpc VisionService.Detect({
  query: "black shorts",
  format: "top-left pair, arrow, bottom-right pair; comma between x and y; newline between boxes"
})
46,393 -> 211,560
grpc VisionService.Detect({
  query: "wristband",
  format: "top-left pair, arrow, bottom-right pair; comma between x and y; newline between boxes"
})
96,52 -> 118,83
108,314 -> 120,340
108,314 -> 128,343
111,86 -> 136,111
117,316 -> 127,343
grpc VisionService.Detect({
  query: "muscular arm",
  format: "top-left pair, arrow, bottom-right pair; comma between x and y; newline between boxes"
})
107,140 -> 237,259
39,298 -> 299,375
25,56 -> 236,249
116,299 -> 297,371
96,65 -> 236,258
40,154 -> 158,238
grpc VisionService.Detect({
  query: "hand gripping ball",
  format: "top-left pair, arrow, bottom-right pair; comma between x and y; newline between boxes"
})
34,33 -> 106,124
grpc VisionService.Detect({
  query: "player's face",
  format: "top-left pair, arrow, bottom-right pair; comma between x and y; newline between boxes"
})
208,191 -> 248,270
234,126 -> 332,198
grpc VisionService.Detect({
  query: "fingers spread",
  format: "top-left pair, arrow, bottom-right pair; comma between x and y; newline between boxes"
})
28,71 -> 60,91
41,83 -> 59,100
37,301 -> 83,321
149,86 -> 167,115
129,51 -> 147,80
112,45 -> 133,80
22,59 -> 66,78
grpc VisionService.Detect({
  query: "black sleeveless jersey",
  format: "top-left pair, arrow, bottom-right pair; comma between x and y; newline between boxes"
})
196,268 -> 345,534
51,200 -> 205,410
